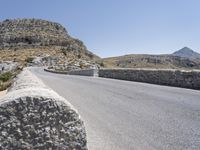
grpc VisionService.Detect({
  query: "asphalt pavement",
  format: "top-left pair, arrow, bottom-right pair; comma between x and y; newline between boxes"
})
30,67 -> 200,150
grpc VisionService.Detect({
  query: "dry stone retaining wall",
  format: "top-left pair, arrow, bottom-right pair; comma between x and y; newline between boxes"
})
68,69 -> 99,77
44,68 -> 68,75
99,69 -> 200,90
0,68 -> 87,149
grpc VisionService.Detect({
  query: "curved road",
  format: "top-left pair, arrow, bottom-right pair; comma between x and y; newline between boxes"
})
30,68 -> 200,150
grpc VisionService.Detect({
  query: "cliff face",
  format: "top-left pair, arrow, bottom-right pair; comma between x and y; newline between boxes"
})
0,19 -> 96,57
0,19 -> 99,68
0,19 -> 69,48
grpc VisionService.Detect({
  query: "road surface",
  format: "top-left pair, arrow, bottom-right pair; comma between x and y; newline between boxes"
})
30,68 -> 200,150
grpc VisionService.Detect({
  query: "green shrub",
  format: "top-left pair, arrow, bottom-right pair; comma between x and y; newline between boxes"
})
25,57 -> 34,63
78,54 -> 81,59
61,47 -> 68,56
79,63 -> 84,69
100,62 -> 105,67
0,72 -> 13,82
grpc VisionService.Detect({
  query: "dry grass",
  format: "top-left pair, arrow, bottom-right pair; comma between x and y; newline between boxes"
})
0,46 -> 64,62
0,81 -> 11,91
0,46 -> 98,66
0,71 -> 20,91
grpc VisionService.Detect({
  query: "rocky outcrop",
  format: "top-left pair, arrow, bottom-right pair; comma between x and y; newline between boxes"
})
0,19 -> 99,61
0,69 -> 87,149
0,61 -> 19,73
0,19 -> 68,48
30,56 -> 62,67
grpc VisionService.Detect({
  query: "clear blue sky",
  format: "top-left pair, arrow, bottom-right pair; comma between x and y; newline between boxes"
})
0,0 -> 200,57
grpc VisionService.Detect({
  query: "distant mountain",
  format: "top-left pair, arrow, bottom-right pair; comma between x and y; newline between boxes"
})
172,47 -> 200,59
101,54 -> 200,69
100,47 -> 200,69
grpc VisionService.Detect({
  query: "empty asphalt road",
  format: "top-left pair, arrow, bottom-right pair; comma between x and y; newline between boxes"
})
30,68 -> 200,150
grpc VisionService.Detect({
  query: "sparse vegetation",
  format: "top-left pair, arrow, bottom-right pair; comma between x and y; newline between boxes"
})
0,81 -> 11,91
0,69 -> 21,91
25,57 -> 34,63
0,71 -> 16,91
100,62 -> 105,67
0,72 -> 13,82
61,47 -> 68,56
0,19 -> 99,62
102,54 -> 200,69
78,54 -> 81,59
0,19 -> 100,72
79,63 -> 84,69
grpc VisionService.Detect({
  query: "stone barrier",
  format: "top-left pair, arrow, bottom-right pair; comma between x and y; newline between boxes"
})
68,69 -> 98,77
0,68 -> 87,149
99,68 -> 200,90
44,68 -> 68,74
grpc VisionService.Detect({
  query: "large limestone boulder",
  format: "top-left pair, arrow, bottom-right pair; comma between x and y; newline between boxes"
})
0,69 -> 87,149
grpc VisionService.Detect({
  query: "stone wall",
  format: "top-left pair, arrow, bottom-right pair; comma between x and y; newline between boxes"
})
99,68 -> 200,90
0,69 -> 87,149
68,69 -> 99,77
44,68 -> 68,74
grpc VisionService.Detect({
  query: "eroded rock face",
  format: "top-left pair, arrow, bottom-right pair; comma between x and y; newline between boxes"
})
29,56 -> 61,67
0,69 -> 87,149
0,19 -> 98,60
0,19 -> 69,48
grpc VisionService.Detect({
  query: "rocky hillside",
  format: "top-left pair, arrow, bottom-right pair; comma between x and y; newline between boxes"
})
0,19 -> 69,48
0,18 -> 99,69
172,47 -> 200,59
101,48 -> 200,69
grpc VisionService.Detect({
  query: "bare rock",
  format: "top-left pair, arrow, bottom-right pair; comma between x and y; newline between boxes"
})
0,69 -> 87,149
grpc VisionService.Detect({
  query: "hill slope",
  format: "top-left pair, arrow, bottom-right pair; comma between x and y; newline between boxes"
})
101,48 -> 200,69
0,18 -> 99,68
172,47 -> 200,59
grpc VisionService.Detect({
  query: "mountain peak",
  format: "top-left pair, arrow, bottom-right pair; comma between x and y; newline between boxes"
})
172,47 -> 200,59
180,47 -> 194,52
